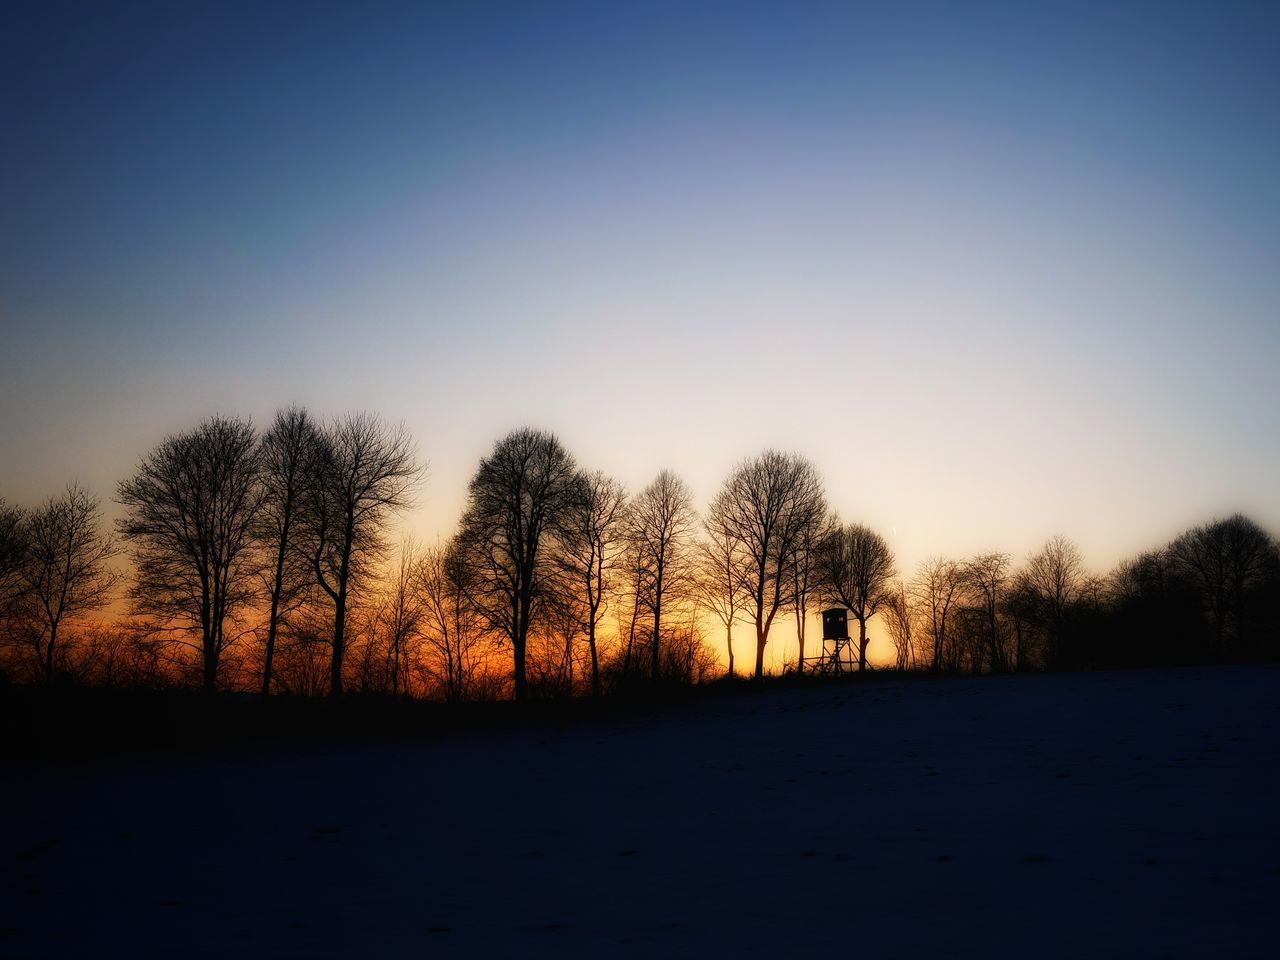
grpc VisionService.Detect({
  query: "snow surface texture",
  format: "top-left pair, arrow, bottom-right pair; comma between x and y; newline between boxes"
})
6,666 -> 1279,957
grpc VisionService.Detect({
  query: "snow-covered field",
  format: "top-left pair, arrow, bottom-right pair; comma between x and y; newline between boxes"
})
6,666 -> 1279,957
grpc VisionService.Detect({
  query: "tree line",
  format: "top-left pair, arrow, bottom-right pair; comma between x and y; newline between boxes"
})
1,409 -> 1278,699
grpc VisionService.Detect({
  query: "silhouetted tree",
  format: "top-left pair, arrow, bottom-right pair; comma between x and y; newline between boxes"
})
817,522 -> 895,672
304,413 -> 420,697
697,517 -> 744,678
882,580 -> 914,670
707,451 -> 827,679
963,552 -> 1012,672
418,540 -> 495,701
1026,535 -> 1084,668
1169,514 -> 1280,660
118,416 -> 262,692
913,556 -> 962,672
629,469 -> 698,681
455,428 -> 577,700
557,470 -> 627,697
377,539 -> 426,696
0,501 -> 27,625
18,485 -> 119,681
255,405 -> 321,696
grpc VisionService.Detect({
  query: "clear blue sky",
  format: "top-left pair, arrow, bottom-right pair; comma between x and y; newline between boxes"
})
2,1 -> 1278,623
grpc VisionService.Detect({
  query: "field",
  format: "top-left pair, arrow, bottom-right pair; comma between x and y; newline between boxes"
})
5,665 -> 1279,957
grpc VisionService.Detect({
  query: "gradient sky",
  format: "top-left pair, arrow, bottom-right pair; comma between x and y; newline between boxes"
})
2,1 -> 1278,665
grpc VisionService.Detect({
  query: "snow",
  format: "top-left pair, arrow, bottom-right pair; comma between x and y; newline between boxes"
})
5,666 -> 1280,957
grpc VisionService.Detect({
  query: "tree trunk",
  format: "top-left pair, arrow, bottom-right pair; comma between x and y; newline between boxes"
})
651,594 -> 662,681
262,589 -> 281,697
858,617 -> 868,672
726,624 -> 734,677
330,587 -> 347,697
588,623 -> 600,698
754,622 -> 766,679
45,621 -> 58,683
513,634 -> 527,700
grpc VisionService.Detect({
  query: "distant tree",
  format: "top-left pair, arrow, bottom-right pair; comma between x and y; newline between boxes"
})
557,470 -> 627,697
629,469 -> 698,681
1170,514 -> 1280,660
418,540 -> 493,701
817,522 -> 895,672
962,552 -> 1012,673
118,416 -> 262,693
1002,569 -> 1039,671
707,451 -> 827,680
455,428 -> 577,701
0,501 -> 27,623
1026,535 -> 1084,668
304,413 -> 420,697
696,517 -> 744,678
255,405 -> 322,696
913,557 -> 962,672
18,485 -> 120,681
378,539 -> 426,696
882,580 -> 915,670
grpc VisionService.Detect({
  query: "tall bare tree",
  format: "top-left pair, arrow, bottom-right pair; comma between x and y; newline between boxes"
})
963,552 -> 1012,673
557,470 -> 627,697
707,451 -> 827,680
817,521 -> 895,672
1026,535 -> 1084,668
696,518 -> 743,677
881,580 -> 915,670
630,469 -> 698,681
256,405 -> 321,696
305,413 -> 420,697
418,538 -> 499,701
454,428 -> 577,700
19,485 -> 119,681
118,416 -> 262,692
913,556 -> 962,672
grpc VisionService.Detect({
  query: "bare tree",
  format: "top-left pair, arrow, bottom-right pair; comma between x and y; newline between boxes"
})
0,501 -> 27,625
696,518 -> 744,678
18,485 -> 120,681
418,539 -> 499,701
256,405 -> 321,696
1026,535 -> 1084,668
882,580 -> 915,670
817,521 -> 895,672
706,451 -> 827,680
629,470 -> 698,682
305,413 -> 420,697
1002,569 -> 1039,671
117,416 -> 262,692
963,552 -> 1012,673
454,428 -> 577,701
913,556 -> 962,672
557,470 -> 627,697
378,538 -> 427,696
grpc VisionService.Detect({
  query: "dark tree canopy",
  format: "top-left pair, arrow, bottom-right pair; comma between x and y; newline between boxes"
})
455,428 -> 578,700
18,485 -> 119,681
305,412 -> 420,697
256,405 -> 322,696
707,451 -> 826,679
117,415 -> 263,693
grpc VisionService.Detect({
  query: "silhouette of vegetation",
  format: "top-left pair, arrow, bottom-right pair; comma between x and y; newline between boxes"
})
1,410 -> 1278,702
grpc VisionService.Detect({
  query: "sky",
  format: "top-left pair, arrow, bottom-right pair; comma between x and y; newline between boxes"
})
2,1 -> 1278,665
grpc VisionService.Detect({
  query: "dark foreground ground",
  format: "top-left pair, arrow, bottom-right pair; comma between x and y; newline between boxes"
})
4,666 -> 1279,957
